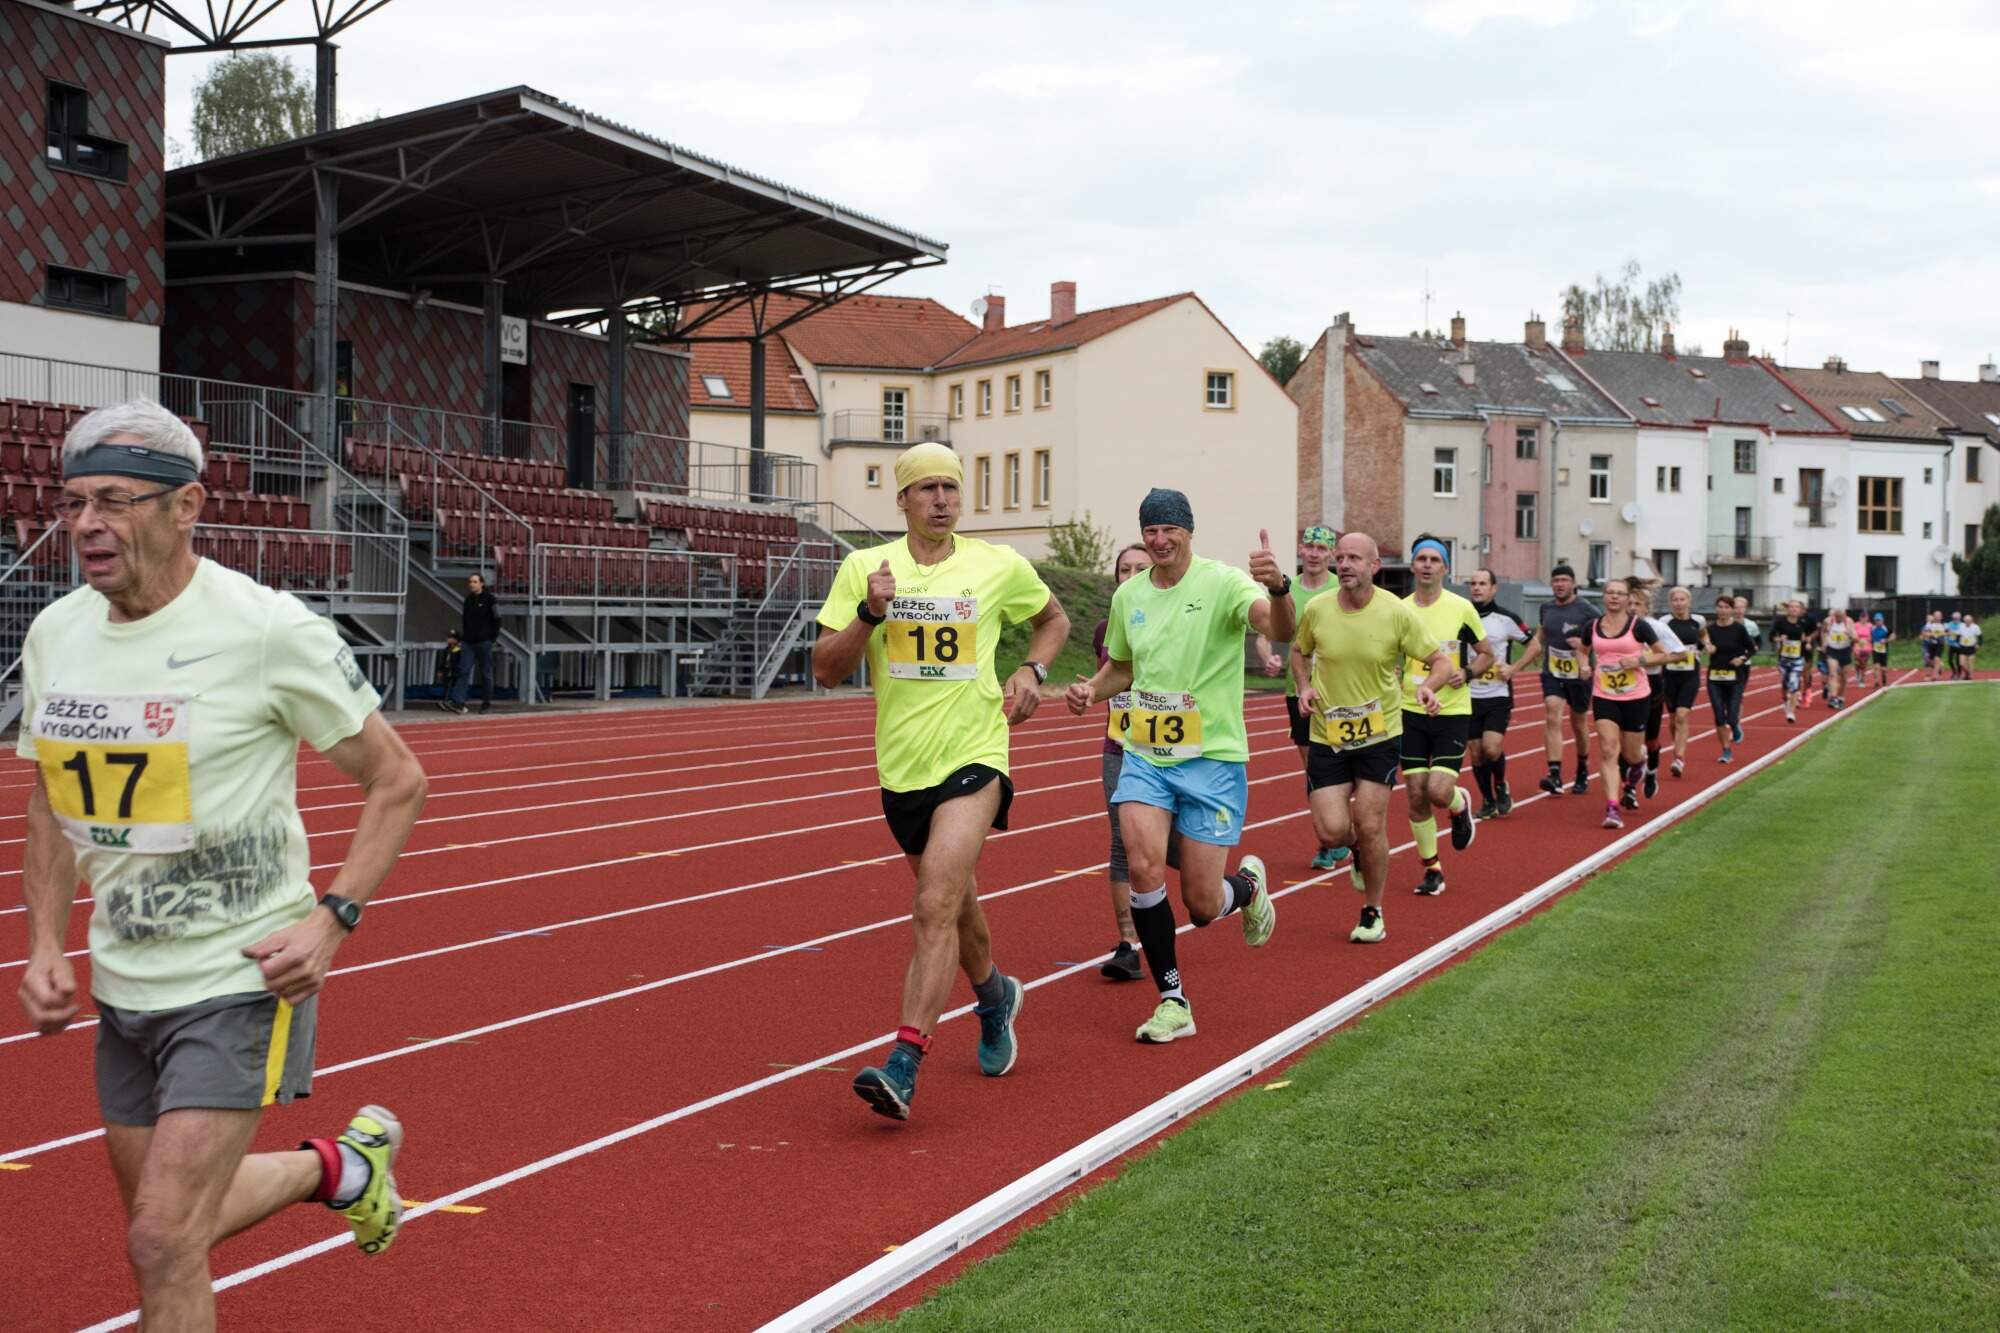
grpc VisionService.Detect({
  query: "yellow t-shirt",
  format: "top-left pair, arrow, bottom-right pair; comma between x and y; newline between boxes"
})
817,535 -> 1051,792
16,558 -> 381,1011
1291,587 -> 1437,751
1401,588 -> 1487,717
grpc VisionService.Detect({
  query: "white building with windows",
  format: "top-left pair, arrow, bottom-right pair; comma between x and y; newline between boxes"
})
1896,363 -> 2000,575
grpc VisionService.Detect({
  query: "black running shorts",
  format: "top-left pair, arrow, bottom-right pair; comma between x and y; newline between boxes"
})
1470,693 -> 1512,737
1661,667 -> 1700,711
880,763 -> 1013,857
1540,674 -> 1591,712
1591,694 -> 1651,732
1306,738 -> 1400,790
1398,710 -> 1471,773
1284,693 -> 1310,746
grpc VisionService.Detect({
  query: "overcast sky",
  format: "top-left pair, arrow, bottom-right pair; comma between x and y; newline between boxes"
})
160,0 -> 2000,379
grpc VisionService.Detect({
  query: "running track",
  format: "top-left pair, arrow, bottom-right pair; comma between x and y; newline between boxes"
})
0,669 -> 1949,1328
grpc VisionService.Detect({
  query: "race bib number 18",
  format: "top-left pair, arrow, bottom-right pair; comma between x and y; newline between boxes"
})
34,694 -> 194,853
883,596 -> 979,681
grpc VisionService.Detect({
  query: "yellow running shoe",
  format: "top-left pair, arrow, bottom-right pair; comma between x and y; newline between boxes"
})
1135,998 -> 1196,1043
333,1105 -> 405,1255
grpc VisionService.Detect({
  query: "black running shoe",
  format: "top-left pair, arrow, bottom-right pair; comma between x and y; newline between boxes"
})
1099,942 -> 1142,982
1449,801 -> 1476,851
1474,798 -> 1499,821
1495,784 -> 1514,817
1539,773 -> 1563,796
1571,772 -> 1591,796
1621,785 -> 1639,810
1414,867 -> 1446,896
1643,769 -> 1659,799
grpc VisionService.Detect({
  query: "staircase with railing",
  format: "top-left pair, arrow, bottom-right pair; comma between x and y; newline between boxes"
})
687,544 -> 843,699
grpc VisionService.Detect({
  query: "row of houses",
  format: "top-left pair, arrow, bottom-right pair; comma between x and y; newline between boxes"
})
690,288 -> 1998,604
1295,313 -> 2000,604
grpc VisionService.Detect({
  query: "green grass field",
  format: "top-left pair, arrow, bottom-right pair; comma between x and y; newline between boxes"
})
879,684 -> 2000,1331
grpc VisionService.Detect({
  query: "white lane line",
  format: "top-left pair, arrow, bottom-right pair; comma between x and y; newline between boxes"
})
761,673 -> 1912,1332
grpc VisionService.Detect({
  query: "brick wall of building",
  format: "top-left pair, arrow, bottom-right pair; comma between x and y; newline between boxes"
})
0,0 -> 167,324
1345,350 -> 1407,555
1289,336 -> 1325,540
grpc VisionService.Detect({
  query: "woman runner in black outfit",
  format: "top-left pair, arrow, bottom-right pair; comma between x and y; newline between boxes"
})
1701,598 -> 1756,764
1661,586 -> 1705,778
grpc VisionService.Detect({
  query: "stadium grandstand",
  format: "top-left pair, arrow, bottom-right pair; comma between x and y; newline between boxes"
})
0,0 -> 946,718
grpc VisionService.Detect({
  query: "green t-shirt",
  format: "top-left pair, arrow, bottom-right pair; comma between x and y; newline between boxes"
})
1284,575 -> 1337,698
1292,586 -> 1436,751
817,534 -> 1051,792
1400,588 -> 1487,717
1105,556 -> 1263,766
17,558 -> 381,1011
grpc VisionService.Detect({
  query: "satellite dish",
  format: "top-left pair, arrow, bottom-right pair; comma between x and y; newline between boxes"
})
969,296 -> 989,322
1621,501 -> 1642,524
1691,550 -> 1708,567
1933,545 -> 1953,565
1577,519 -> 1594,537
1828,476 -> 1848,499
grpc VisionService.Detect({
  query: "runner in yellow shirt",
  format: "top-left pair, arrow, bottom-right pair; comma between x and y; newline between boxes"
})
17,402 -> 428,1325
1066,489 -> 1292,1045
1290,532 -> 1455,944
1398,535 -> 1492,897
812,442 -> 1070,1120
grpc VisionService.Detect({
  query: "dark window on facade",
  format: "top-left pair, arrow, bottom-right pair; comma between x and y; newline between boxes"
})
46,82 -> 129,182
1733,438 -> 1756,473
1863,555 -> 1899,594
1969,448 -> 1983,484
1514,425 -> 1537,459
44,266 -> 126,317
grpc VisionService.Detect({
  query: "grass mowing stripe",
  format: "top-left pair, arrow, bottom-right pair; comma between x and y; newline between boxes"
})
879,687 -> 1999,1332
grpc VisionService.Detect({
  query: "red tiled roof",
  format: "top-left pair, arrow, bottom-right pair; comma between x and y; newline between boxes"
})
678,293 -> 975,376
672,301 -> 817,412
933,293 -> 1193,370
1779,364 -> 1953,442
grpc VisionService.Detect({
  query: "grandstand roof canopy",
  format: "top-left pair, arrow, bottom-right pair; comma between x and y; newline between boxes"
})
164,86 -> 947,323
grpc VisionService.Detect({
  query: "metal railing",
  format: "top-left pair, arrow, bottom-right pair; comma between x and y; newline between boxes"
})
336,394 -> 561,464
530,544 -> 736,606
342,416 -> 537,586
1708,533 -> 1777,564
628,433 -> 817,505
787,499 -> 887,553
828,409 -> 950,446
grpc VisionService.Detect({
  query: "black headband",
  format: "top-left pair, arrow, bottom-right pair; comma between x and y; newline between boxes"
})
63,443 -> 202,487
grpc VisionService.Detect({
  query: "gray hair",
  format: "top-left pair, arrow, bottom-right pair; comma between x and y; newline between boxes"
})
63,399 -> 205,474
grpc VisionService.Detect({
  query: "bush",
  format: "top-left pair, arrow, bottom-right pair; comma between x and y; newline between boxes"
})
1045,511 -> 1117,572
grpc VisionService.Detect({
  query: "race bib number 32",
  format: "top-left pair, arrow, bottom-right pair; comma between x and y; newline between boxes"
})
1119,689 -> 1203,759
34,694 -> 194,853
1597,667 -> 1637,693
883,596 -> 979,681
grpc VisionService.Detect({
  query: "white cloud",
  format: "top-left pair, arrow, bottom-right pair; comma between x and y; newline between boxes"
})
1417,0 -> 1592,37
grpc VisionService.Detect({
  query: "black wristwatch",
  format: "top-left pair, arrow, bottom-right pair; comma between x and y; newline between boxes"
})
856,600 -> 886,627
1025,660 -> 1049,684
1267,575 -> 1292,598
319,893 -> 362,931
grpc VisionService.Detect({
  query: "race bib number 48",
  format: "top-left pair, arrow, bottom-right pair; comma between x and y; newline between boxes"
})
1549,652 -> 1581,679
884,596 -> 979,681
34,694 -> 194,853
1118,689 -> 1203,759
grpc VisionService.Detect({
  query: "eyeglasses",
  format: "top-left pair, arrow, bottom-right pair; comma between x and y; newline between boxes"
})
53,486 -> 181,521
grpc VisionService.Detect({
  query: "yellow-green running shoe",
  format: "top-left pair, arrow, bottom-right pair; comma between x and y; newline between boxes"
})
1135,998 -> 1196,1044
1349,906 -> 1386,944
333,1105 -> 405,1255
1237,855 -> 1276,948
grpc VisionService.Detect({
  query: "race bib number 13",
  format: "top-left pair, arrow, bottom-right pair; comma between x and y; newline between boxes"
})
34,694 -> 194,853
884,596 -> 979,681
1121,689 -> 1203,759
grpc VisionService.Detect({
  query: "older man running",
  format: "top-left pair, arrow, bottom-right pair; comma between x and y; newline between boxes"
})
1290,533 -> 1454,943
1067,489 -> 1291,1044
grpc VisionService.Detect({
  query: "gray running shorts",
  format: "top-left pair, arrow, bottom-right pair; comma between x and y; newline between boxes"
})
95,991 -> 317,1126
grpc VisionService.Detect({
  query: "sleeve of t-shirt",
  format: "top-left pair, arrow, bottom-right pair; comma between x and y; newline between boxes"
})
997,548 -> 1054,625
1504,612 -> 1529,642
1223,565 -> 1262,630
264,594 -> 381,754
1396,601 -> 1439,664
12,624 -> 41,761
815,551 -> 868,633
1291,598 -> 1317,657
1456,604 -> 1484,647
1633,619 -> 1660,646
1571,620 -> 1596,647
1651,620 -> 1685,653
1105,583 -> 1133,661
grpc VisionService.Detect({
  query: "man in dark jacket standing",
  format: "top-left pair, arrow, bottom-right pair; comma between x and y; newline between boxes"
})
450,573 -> 500,714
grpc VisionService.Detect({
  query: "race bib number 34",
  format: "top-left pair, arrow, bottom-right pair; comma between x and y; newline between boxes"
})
1321,698 -> 1385,752
1119,689 -> 1203,759
34,694 -> 194,853
884,596 -> 979,681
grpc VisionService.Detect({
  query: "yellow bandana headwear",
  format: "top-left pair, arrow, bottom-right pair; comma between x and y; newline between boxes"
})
894,441 -> 963,493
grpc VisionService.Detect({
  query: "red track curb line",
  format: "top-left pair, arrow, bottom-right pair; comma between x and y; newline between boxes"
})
762,673 -> 1911,1332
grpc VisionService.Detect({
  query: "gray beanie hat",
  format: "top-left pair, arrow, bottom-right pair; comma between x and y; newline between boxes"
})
1138,487 -> 1194,532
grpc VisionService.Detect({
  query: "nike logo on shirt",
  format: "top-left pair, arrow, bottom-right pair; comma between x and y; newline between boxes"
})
166,651 -> 224,670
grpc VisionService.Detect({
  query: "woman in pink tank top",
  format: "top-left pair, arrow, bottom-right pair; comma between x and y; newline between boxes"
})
1568,578 -> 1669,830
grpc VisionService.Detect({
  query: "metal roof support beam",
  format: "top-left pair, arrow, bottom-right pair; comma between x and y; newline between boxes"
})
750,330 -> 767,500
312,168 -> 340,459
607,304 -> 628,488
315,39 -> 337,133
484,278 -> 505,455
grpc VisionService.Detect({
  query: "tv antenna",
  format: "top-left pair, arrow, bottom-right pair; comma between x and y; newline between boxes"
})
1421,268 -> 1434,336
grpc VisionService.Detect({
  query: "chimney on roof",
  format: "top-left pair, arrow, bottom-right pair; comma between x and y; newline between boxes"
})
1524,313 -> 1546,351
1050,281 -> 1076,327
1659,323 -> 1676,358
982,294 -> 1006,334
1449,312 -> 1465,346
1981,361 -> 1998,383
1455,351 -> 1475,387
1560,313 -> 1585,354
1920,359 -> 1941,380
1722,328 -> 1750,361
1824,355 -> 1847,373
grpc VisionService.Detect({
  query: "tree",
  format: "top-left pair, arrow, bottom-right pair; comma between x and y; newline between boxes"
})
1045,510 -> 1116,572
1558,259 -> 1689,353
1258,336 -> 1306,386
190,53 -> 315,161
1951,501 -> 2000,595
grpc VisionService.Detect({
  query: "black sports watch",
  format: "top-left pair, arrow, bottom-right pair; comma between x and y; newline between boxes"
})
319,893 -> 362,931
856,600 -> 886,627
1267,575 -> 1292,598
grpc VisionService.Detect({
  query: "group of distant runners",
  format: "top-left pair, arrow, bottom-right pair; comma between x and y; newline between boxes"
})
809,441 -> 1978,1125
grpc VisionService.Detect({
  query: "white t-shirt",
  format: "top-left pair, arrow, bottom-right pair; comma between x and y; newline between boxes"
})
1470,606 -> 1530,700
17,558 -> 380,1011
1641,616 -> 1686,676
1963,623 -> 1983,648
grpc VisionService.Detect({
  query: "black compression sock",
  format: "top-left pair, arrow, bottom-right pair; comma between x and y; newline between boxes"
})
1472,762 -> 1495,802
1225,872 -> 1257,916
1493,752 -> 1507,784
1130,893 -> 1183,999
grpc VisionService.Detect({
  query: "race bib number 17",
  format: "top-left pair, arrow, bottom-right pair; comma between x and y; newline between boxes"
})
884,596 -> 979,681
34,694 -> 194,853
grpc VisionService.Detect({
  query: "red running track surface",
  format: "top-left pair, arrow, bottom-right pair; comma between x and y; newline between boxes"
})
0,669 -> 1937,1329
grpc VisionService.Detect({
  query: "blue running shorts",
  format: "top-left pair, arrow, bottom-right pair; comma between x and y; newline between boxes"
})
1112,753 -> 1249,847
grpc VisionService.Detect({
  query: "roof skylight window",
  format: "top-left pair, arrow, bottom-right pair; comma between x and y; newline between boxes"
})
1687,368 -> 1708,379
1880,398 -> 1910,418
701,374 -> 732,399
1544,372 -> 1577,391
1419,382 -> 1440,395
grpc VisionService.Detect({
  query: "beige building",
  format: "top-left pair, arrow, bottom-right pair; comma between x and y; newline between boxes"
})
686,284 -> 1297,561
